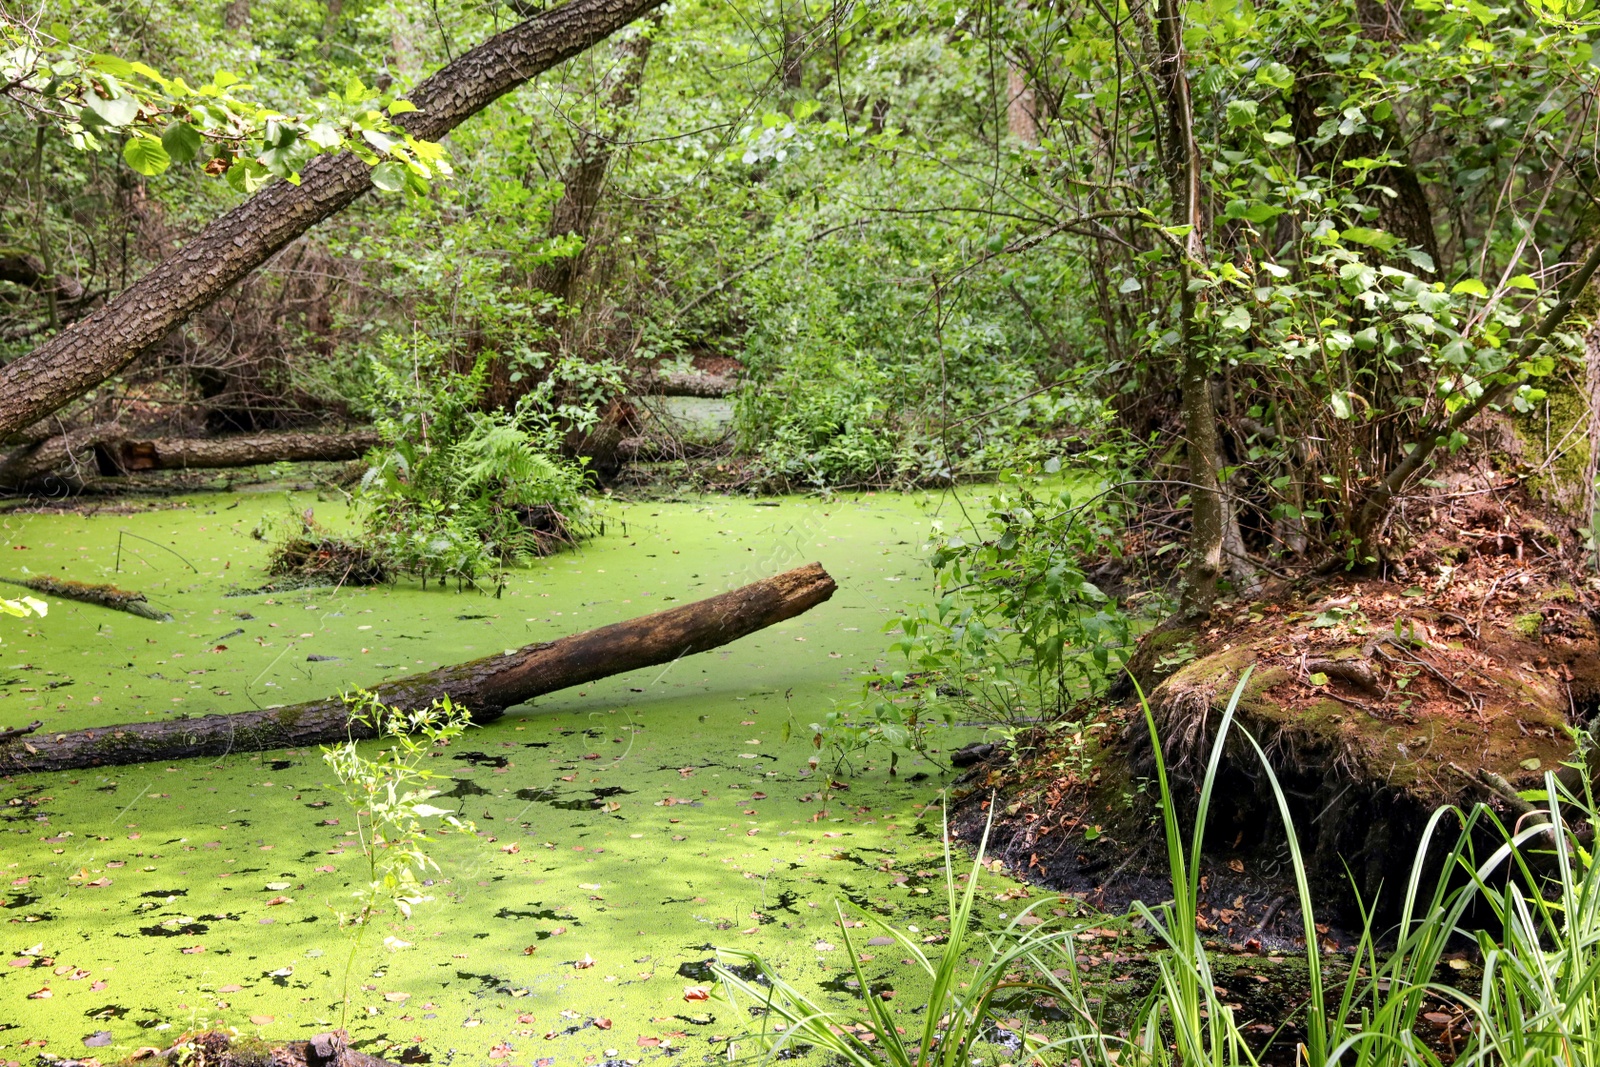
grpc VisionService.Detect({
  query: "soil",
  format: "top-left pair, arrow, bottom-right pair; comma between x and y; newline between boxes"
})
950,475 -> 1600,941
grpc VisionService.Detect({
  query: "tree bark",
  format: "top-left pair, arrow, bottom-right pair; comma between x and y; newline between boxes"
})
99,429 -> 380,473
635,368 -> 736,397
0,562 -> 836,774
0,0 -> 667,441
1148,0 -> 1227,620
0,428 -> 379,487
529,12 -> 662,305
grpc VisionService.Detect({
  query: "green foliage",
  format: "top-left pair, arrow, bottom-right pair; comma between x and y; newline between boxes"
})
715,808 -> 1123,1067
731,674 -> 1600,1067
358,344 -> 598,589
321,688 -> 475,1025
1,24 -> 447,189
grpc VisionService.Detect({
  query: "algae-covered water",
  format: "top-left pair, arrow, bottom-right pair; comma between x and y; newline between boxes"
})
0,490 -> 1042,1061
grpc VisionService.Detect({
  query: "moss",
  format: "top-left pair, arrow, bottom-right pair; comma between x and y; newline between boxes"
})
1513,612 -> 1544,637
1545,582 -> 1579,603
1515,379 -> 1595,518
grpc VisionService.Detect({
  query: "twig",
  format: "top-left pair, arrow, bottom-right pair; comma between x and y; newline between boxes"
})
0,719 -> 41,744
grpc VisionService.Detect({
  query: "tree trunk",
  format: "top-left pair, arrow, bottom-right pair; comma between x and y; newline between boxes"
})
529,12 -> 663,305
0,562 -> 836,774
0,0 -> 666,441
222,0 -> 250,30
1007,66 -> 1038,145
0,428 -> 379,488
635,368 -> 736,397
100,429 -> 380,473
1149,0 -> 1226,620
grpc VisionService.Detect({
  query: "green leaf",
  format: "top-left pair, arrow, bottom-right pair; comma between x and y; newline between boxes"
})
1261,130 -> 1295,147
1255,62 -> 1295,91
1451,279 -> 1489,296
1117,276 -> 1142,294
1328,390 -> 1353,420
226,158 -> 270,193
1225,99 -> 1258,126
88,54 -> 135,77
212,70 -> 242,89
387,99 -> 419,116
370,161 -> 406,192
160,121 -> 202,165
122,135 -> 171,176
84,90 -> 139,128
1308,672 -> 1329,686
1340,226 -> 1399,251
1220,305 -> 1252,333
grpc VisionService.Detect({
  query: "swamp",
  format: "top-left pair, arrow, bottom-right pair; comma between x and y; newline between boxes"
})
3,0 -> 1600,1063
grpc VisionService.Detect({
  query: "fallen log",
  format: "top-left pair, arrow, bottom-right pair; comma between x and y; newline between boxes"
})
635,369 -> 737,398
0,562 -> 836,774
99,429 -> 381,474
0,576 -> 172,621
0,427 -> 379,488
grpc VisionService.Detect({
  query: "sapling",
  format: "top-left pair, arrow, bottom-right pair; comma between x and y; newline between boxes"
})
321,688 -> 476,1029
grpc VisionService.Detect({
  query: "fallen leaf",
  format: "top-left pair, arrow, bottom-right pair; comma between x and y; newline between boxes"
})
83,1031 -> 113,1048
594,1017 -> 612,1030
265,895 -> 292,906
27,986 -> 50,999
637,1037 -> 661,1048
575,954 -> 595,969
249,1014 -> 274,1025
501,843 -> 520,854
384,991 -> 410,1002
683,986 -> 711,1001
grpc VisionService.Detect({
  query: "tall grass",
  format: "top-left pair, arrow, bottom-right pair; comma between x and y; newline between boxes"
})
717,673 -> 1600,1067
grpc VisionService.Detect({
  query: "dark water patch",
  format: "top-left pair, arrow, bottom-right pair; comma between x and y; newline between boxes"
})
771,890 -> 799,914
139,889 -> 187,898
455,614 -> 490,621
2,893 -> 38,909
522,741 -> 552,749
455,969 -> 513,995
267,759 -> 294,770
95,783 -> 118,792
140,921 -> 209,937
446,778 -> 491,799
82,1003 -> 128,1020
591,786 -> 633,799
493,905 -> 575,923
675,1013 -> 716,1026
397,1046 -> 432,1064
452,752 -> 509,769
679,958 -> 760,984
774,1045 -> 814,1060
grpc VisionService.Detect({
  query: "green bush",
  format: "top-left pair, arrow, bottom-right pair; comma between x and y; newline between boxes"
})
357,342 -> 598,589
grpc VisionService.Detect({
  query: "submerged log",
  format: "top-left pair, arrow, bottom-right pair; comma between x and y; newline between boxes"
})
0,575 -> 172,621
0,562 -> 836,774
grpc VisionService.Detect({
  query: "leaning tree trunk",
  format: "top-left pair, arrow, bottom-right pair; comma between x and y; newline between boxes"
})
0,0 -> 666,441
0,562 -> 835,774
529,11 -> 663,305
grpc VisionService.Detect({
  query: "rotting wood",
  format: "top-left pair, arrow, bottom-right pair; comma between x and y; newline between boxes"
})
635,369 -> 737,398
0,562 -> 836,773
0,428 -> 379,488
0,576 -> 172,621
99,429 -> 381,474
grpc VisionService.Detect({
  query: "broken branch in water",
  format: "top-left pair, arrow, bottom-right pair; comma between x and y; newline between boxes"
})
0,562 -> 837,774
0,720 -> 41,744
0,575 -> 172,621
